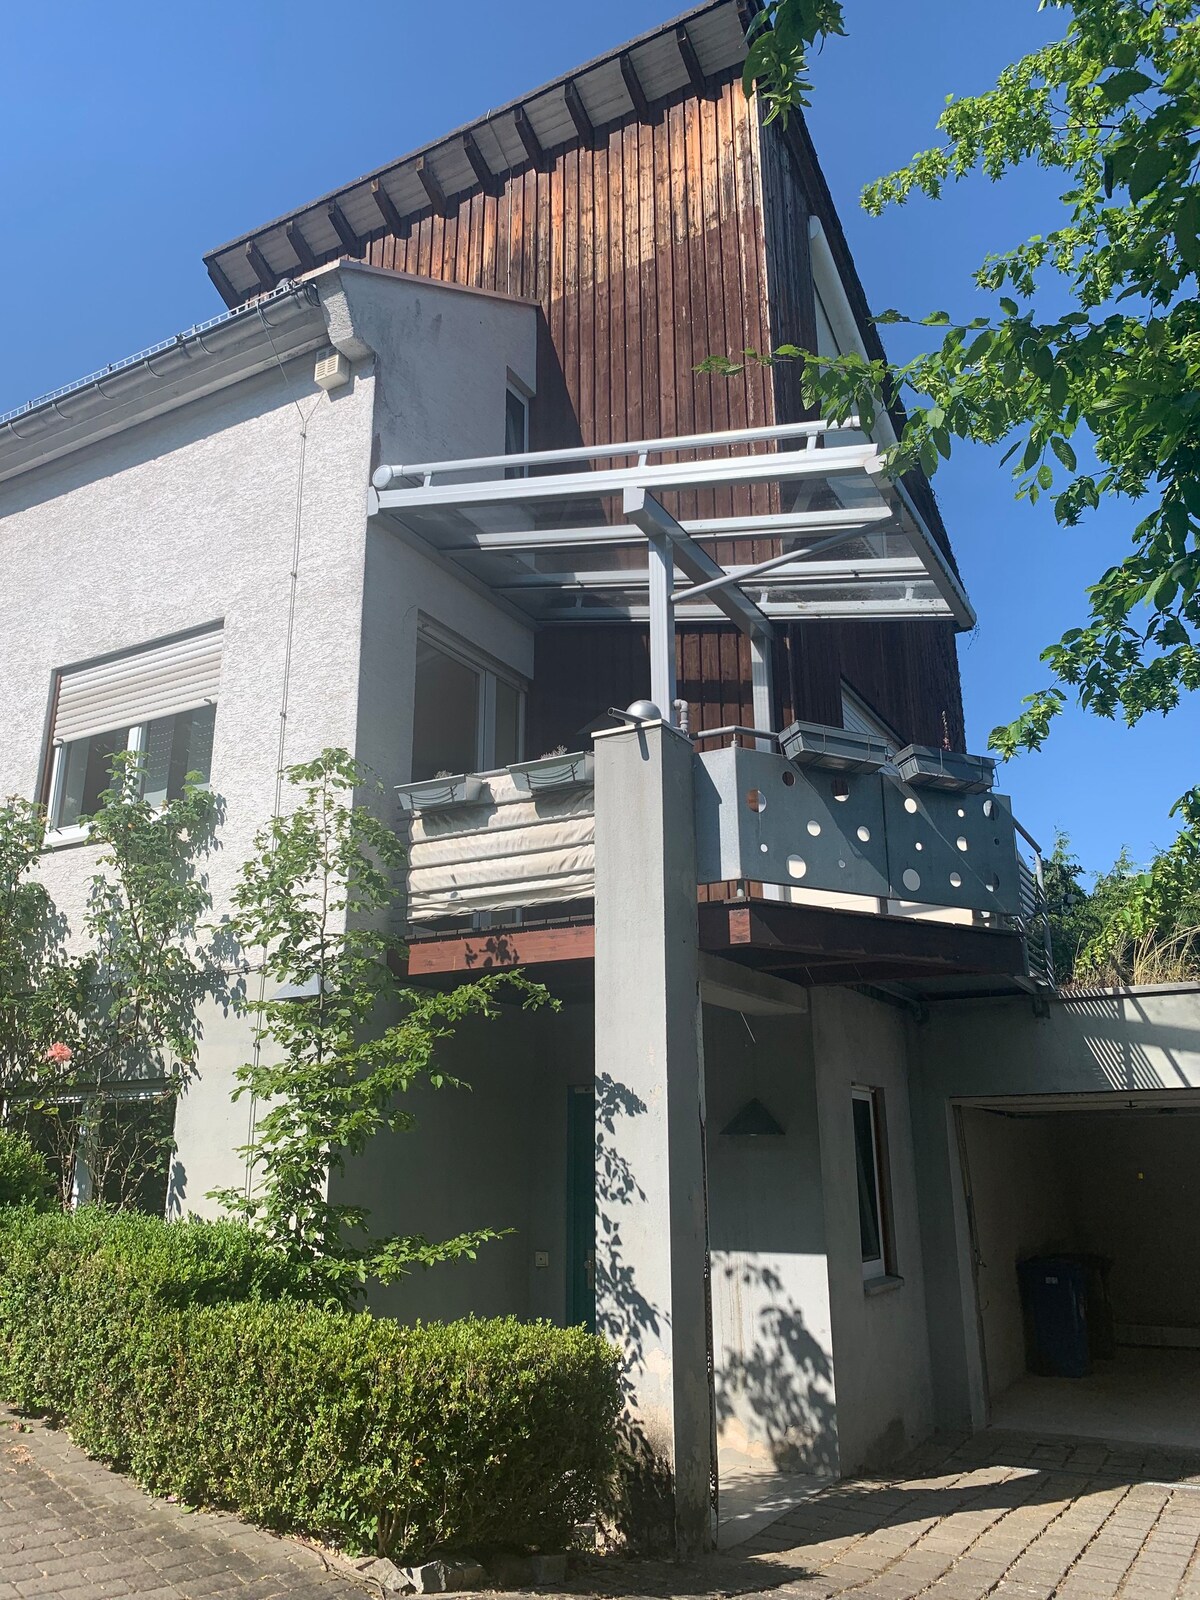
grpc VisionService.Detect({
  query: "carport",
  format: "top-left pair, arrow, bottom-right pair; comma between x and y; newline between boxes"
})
956,1088 -> 1200,1450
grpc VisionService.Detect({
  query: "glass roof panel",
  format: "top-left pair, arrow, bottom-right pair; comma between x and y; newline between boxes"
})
370,423 -> 974,631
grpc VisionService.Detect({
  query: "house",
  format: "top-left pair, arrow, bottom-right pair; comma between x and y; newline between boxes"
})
6,0 -> 1200,1560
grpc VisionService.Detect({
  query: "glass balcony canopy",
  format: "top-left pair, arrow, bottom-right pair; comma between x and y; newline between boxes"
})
369,421 -> 975,633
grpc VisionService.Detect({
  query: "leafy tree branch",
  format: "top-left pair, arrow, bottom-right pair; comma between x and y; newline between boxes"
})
212,748 -> 554,1302
737,0 -> 1200,767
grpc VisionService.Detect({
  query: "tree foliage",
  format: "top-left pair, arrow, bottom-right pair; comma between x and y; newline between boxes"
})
0,758 -> 223,1208
0,796 -> 78,1098
1044,811 -> 1200,983
212,749 -> 553,1302
739,0 -> 1200,762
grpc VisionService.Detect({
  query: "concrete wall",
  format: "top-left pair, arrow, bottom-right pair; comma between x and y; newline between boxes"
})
958,1109 -> 1074,1400
812,988 -> 934,1472
336,997 -> 594,1326
1057,1111 -> 1200,1334
912,985 -> 1200,1429
0,264 -> 538,1213
705,1003 -> 838,1477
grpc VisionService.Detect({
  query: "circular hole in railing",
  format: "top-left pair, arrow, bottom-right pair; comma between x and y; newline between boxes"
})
807,819 -> 821,837
787,855 -> 807,879
988,872 -> 1000,892
760,843 -> 769,853
957,807 -> 966,819
915,841 -> 924,852
949,871 -> 963,889
833,779 -> 850,802
857,825 -> 871,843
904,797 -> 918,814
902,867 -> 921,893
982,799 -> 995,819
782,769 -> 796,788
956,836 -> 969,852
747,788 -> 766,813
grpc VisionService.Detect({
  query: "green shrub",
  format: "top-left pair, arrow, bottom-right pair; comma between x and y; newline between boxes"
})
0,1129 -> 54,1211
0,1209 -> 621,1560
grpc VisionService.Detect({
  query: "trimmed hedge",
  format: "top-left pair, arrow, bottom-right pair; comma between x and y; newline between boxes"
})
0,1130 -> 54,1211
0,1209 -> 621,1559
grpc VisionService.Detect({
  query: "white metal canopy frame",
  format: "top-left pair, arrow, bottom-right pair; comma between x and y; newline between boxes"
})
368,420 -> 975,722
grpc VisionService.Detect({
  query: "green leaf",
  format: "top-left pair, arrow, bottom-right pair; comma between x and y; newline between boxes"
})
1099,69 -> 1154,105
1176,193 -> 1200,270
1128,143 -> 1175,204
1051,436 -> 1077,473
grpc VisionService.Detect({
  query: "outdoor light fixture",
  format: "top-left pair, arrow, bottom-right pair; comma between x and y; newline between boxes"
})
720,1098 -> 786,1138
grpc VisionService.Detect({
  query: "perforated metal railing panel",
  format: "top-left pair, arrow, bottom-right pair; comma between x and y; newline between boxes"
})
694,745 -> 1023,918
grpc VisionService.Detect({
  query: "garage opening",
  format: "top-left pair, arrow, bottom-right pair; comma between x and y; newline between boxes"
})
957,1091 -> 1200,1450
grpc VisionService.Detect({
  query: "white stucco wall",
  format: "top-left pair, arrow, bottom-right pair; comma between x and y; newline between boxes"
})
705,1003 -> 839,1476
334,997 -> 593,1326
811,987 -> 934,1471
0,264 -> 538,1213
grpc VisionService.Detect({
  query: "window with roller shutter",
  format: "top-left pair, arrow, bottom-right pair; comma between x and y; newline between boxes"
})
45,625 -> 221,835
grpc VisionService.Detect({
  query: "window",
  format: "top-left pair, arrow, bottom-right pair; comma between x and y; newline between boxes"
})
411,630 -> 524,781
852,1086 -> 894,1282
46,627 -> 221,835
504,386 -> 529,478
841,683 -> 901,751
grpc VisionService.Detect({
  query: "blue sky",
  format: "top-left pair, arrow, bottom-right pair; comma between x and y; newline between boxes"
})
3,0 -> 1194,878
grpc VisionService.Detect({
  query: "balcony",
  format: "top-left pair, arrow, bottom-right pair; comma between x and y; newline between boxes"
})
395,724 -> 1052,999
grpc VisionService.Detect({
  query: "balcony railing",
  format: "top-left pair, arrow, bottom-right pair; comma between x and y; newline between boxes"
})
396,723 -> 1053,984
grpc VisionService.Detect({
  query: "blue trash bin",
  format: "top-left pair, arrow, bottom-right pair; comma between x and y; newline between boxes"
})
1018,1256 -> 1090,1379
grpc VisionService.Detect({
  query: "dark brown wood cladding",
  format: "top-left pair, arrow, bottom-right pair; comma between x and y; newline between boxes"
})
349,76 -> 964,752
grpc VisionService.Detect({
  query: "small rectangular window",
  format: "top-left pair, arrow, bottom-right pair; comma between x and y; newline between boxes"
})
841,683 -> 900,750
46,627 -> 221,834
142,704 -> 217,809
493,676 -> 522,769
852,1086 -> 893,1281
412,640 -> 481,782
504,387 -> 529,478
411,629 -> 525,780
56,727 -> 131,829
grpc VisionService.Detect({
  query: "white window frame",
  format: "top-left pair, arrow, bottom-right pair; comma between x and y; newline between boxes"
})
852,1085 -> 892,1283
414,621 -> 526,776
46,712 -> 215,848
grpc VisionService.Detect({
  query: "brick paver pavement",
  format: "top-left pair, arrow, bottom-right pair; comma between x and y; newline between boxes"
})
735,1429 -> 1200,1600
0,1409 -> 363,1599
6,1406 -> 1200,1600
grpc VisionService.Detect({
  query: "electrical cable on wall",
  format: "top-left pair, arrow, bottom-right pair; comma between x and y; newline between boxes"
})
240,303 -> 328,1201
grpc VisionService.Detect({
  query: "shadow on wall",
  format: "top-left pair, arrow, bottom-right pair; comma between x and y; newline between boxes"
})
713,1257 -> 837,1478
594,1069 -> 662,1364
1067,991 -> 1200,1092
593,1069 -> 678,1550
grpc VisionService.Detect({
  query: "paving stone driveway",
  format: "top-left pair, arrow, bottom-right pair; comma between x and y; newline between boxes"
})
0,1410 -> 361,1599
738,1428 -> 1200,1600
6,1410 -> 1200,1600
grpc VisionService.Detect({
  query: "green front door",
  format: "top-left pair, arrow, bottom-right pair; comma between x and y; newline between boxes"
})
566,1085 -> 596,1331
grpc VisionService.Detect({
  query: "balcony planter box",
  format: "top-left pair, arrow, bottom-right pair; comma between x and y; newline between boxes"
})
894,743 -> 995,793
779,719 -> 889,773
507,752 -> 594,794
395,774 -> 487,813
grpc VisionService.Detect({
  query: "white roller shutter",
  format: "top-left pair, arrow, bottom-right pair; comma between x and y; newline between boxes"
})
53,628 -> 222,745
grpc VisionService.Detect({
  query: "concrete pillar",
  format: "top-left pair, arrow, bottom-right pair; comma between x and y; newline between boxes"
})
592,719 -> 714,1556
